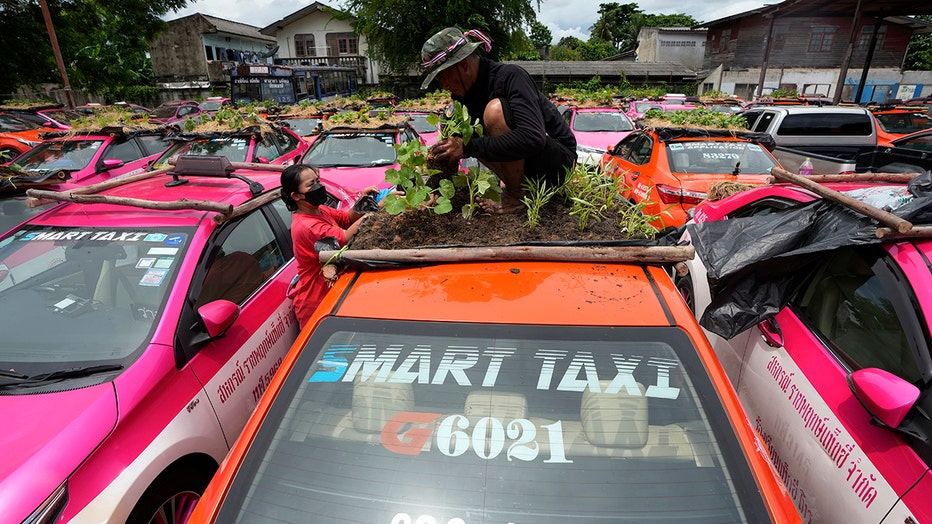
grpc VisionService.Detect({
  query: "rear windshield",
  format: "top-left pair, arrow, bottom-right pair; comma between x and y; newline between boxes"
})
666,140 -> 778,175
776,112 -> 873,136
303,133 -> 397,167
215,319 -> 772,523
153,138 -> 252,167
874,112 -> 932,135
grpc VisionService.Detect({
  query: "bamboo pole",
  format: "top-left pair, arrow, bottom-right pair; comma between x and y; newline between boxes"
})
320,245 -> 695,265
769,167 -> 913,233
24,190 -> 232,214
766,172 -> 920,185
213,189 -> 282,224
25,165 -> 176,207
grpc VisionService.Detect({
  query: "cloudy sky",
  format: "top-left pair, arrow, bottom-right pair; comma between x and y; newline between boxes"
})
167,0 -> 769,44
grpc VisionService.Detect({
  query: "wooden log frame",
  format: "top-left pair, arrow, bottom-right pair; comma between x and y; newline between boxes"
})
319,245 -> 695,266
766,172 -> 920,185
23,160 -> 286,221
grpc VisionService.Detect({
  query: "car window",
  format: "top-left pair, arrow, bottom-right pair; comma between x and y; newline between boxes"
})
725,197 -> 801,219
196,209 -> 284,309
777,113 -> 873,136
137,134 -> 172,156
0,113 -> 41,131
154,138 -> 252,167
0,225 -> 194,376
626,135 -> 653,165
305,134 -> 396,167
102,138 -> 145,163
794,245 -> 922,383
406,115 -> 438,134
253,135 -> 280,163
269,198 -> 293,235
213,320 -> 774,523
276,128 -> 300,154
875,112 -> 932,134
751,111 -> 775,133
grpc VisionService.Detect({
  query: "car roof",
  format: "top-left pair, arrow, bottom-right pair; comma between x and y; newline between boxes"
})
330,261 -> 680,326
22,157 -> 284,229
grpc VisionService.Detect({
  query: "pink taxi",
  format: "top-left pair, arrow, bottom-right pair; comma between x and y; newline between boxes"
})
0,155 -> 313,523
675,180 -> 932,523
561,106 -> 636,166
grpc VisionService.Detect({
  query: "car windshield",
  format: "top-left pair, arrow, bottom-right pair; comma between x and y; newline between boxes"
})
895,133 -> 932,152
0,113 -> 41,131
635,103 -> 661,114
214,319 -> 773,523
280,118 -> 322,136
875,112 -> 932,134
13,139 -> 104,172
0,226 -> 193,377
573,111 -> 635,132
152,138 -> 252,167
666,141 -> 778,175
405,114 -> 438,134
199,101 -> 227,111
303,133 -> 397,167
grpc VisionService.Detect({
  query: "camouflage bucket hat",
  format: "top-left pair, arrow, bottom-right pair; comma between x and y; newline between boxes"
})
420,27 -> 491,89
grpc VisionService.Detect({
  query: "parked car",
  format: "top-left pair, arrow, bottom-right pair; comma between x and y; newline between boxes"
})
269,113 -> 326,143
2,126 -> 173,233
598,126 -> 781,230
869,107 -> 932,147
676,179 -> 932,523
75,102 -> 153,116
396,110 -> 441,147
0,113 -> 46,164
301,117 -> 424,193
149,100 -> 205,125
188,245 -> 800,523
0,155 -> 307,523
855,128 -> 932,174
562,106 -> 636,166
0,103 -> 80,131
149,121 -> 309,169
626,95 -> 698,120
198,97 -> 233,115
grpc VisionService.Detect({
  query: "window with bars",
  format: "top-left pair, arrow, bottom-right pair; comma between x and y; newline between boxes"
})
295,34 -> 316,57
808,26 -> 836,52
857,25 -> 886,50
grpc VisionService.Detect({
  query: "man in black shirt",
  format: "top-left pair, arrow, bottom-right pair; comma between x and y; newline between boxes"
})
422,27 -> 577,213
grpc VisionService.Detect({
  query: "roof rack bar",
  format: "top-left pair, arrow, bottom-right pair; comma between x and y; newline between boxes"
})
320,245 -> 695,265
24,189 -> 233,214
769,167 -> 913,234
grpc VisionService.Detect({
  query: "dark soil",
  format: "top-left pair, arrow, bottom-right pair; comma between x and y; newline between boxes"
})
350,189 -> 647,250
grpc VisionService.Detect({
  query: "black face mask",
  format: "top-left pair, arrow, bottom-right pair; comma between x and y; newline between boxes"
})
302,183 -> 328,206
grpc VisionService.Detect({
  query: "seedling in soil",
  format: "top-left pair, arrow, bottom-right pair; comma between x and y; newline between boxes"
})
522,177 -> 561,229
454,164 -> 501,220
383,139 -> 454,215
426,102 -> 483,184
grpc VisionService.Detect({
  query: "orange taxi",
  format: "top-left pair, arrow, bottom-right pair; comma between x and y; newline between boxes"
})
869,106 -> 932,147
599,127 -> 781,230
189,245 -> 801,523
0,113 -> 45,163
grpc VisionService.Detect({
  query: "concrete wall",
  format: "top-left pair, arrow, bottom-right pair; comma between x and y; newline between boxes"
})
637,28 -> 706,70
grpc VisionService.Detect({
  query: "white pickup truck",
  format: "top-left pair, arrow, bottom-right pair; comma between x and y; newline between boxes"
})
741,106 -> 875,174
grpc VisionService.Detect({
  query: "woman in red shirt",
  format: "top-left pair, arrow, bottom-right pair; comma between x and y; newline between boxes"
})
281,164 -> 379,327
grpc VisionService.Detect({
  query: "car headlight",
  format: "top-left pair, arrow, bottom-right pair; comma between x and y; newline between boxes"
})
576,145 -> 606,155
23,481 -> 68,524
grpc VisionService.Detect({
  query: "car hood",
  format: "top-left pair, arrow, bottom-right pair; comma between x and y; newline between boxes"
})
317,165 -> 397,192
0,384 -> 117,519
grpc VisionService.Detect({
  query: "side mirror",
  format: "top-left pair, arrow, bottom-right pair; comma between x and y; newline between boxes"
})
198,299 -> 239,338
255,156 -> 270,164
848,368 -> 919,428
101,158 -> 125,170
42,121 -> 55,128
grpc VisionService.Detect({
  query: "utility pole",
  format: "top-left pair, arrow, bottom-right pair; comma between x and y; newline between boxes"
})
38,0 -> 75,109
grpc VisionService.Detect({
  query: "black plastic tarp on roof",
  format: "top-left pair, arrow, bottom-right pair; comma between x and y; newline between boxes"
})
686,171 -> 932,339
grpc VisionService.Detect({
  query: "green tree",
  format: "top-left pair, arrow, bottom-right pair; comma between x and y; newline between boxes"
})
578,38 -> 617,60
904,15 -> 932,70
589,2 -> 698,53
338,0 -> 539,76
530,21 -> 552,48
0,0 -> 187,98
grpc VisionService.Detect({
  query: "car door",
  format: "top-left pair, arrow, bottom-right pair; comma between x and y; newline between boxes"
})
725,244 -> 932,523
604,133 -> 652,200
181,204 -> 300,444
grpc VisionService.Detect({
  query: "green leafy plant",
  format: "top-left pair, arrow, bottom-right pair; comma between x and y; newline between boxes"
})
427,101 -> 482,142
454,164 -> 502,220
642,107 -> 747,129
521,176 -> 561,228
382,140 -> 454,215
562,164 -> 619,231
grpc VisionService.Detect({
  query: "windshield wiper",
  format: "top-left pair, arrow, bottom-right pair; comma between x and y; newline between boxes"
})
0,364 -> 123,389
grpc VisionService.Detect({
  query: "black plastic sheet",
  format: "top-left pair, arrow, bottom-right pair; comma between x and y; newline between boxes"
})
687,171 -> 932,339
